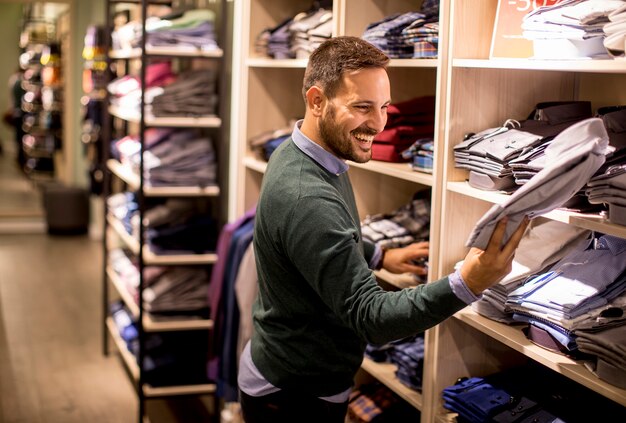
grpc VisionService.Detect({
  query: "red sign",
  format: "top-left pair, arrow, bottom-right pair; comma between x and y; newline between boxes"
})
490,0 -> 563,59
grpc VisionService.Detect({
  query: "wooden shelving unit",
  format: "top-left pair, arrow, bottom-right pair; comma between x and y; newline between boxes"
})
230,0 -> 626,421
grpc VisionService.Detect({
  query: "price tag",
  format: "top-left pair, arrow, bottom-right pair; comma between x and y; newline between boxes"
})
490,0 -> 562,59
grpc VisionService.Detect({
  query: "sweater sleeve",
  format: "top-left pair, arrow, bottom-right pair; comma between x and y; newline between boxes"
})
284,194 -> 467,345
363,239 -> 377,268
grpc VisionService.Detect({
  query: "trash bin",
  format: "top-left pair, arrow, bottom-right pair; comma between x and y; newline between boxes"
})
42,184 -> 90,235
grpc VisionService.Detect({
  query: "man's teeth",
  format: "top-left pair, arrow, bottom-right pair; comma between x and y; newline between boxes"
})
354,133 -> 374,142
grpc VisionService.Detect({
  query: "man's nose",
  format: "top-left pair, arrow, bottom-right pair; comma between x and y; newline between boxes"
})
369,109 -> 387,133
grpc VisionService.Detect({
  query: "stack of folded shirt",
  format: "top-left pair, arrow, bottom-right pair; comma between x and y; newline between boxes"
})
107,191 -> 138,235
112,128 -> 218,188
443,364 -> 626,422
521,0 -> 624,59
471,219 -> 590,324
365,335 -> 425,391
372,96 -> 435,162
143,131 -> 217,187
455,101 -> 593,192
109,248 -> 211,319
361,1 -> 440,59
248,121 -> 296,161
361,190 -> 431,251
401,138 -> 434,173
145,9 -> 219,51
603,3 -> 626,57
583,104 -> 626,222
455,124 -> 544,191
506,234 -> 626,368
575,323 -> 626,388
586,163 -> 626,225
288,8 -> 333,59
348,383 -> 421,423
110,301 -> 212,387
261,18 -> 292,59
111,20 -> 142,51
387,335 -> 425,391
362,12 -> 430,59
151,68 -> 218,117
142,198 -> 219,255
107,61 -> 176,114
255,3 -> 333,59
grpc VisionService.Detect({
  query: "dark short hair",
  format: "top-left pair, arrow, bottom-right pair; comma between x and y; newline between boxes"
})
302,36 -> 389,103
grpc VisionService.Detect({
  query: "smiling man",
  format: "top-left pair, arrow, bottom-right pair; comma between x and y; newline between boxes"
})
237,36 -> 529,423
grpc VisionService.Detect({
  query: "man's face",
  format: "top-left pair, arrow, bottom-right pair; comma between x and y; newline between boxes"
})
318,68 -> 391,163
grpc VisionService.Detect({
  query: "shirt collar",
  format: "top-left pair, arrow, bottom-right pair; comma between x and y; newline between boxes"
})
291,119 -> 349,175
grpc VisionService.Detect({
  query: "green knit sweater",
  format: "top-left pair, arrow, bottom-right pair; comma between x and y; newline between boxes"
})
251,139 -> 466,397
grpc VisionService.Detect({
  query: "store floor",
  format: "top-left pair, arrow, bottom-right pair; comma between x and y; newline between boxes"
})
0,142 -> 46,233
0,234 -> 216,422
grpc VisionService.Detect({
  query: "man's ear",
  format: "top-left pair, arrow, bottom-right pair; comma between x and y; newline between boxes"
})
305,86 -> 325,117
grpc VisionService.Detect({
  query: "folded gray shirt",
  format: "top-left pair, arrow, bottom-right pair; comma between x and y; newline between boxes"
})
467,118 -> 611,250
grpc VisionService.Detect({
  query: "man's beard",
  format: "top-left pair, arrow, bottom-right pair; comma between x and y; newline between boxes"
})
318,105 -> 373,163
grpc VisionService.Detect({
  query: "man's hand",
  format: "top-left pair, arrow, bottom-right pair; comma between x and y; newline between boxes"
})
460,216 -> 530,295
382,241 -> 429,276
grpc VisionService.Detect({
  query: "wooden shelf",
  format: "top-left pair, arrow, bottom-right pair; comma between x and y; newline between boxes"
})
453,58 -> 626,74
109,46 -> 223,59
245,57 -> 439,69
233,1 -> 626,420
106,316 -> 140,380
454,308 -> 626,407
389,58 -> 439,68
107,267 -> 213,332
361,357 -> 423,410
349,160 -> 434,186
375,269 -> 420,290
107,160 -> 220,197
243,156 -> 434,186
242,156 -> 268,173
106,318 -> 216,397
108,105 -> 221,128
246,57 -> 308,68
445,181 -> 619,230
107,214 -> 218,265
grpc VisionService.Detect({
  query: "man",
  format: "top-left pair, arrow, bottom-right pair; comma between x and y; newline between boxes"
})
237,36 -> 528,423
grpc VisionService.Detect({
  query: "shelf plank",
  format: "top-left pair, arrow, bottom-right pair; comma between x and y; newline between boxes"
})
106,318 -> 216,396
107,266 -> 140,317
246,57 -> 439,69
108,105 -> 221,128
106,214 -> 218,265
107,267 -> 213,332
349,160 -> 433,186
106,317 -> 140,381
246,57 -> 308,68
243,155 -> 434,186
445,181 -> 626,237
453,58 -> 626,74
454,308 -> 626,407
361,357 -> 423,410
242,156 -> 268,173
109,46 -> 223,59
143,383 -> 217,397
107,160 -> 220,197
388,58 -> 439,68
375,269 -> 420,290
